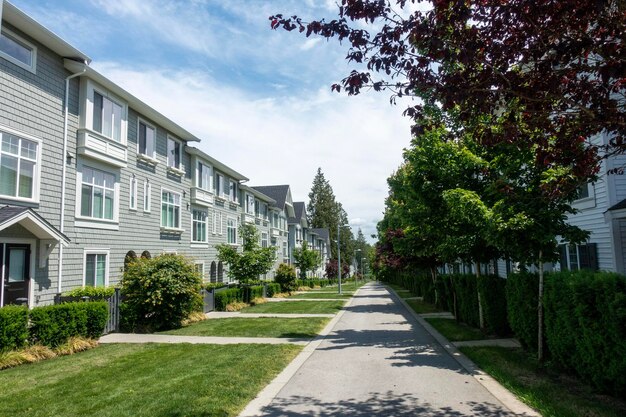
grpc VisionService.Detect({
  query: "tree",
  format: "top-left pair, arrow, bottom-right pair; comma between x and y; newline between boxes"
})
271,1 -> 624,167
293,241 -> 322,279
325,259 -> 350,279
215,224 -> 277,284
354,228 -> 373,275
274,263 -> 298,293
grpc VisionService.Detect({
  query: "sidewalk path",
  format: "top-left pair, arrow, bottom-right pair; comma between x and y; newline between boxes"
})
246,283 -> 538,417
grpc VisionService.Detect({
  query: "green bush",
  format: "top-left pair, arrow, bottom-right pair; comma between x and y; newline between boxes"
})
265,283 -> 281,297
121,254 -> 203,331
506,272 -> 539,352
0,306 -> 29,352
275,264 -> 298,293
544,271 -> 626,395
449,274 -> 480,328
477,274 -> 511,336
29,302 -> 107,347
63,286 -> 116,300
242,285 -> 264,302
214,288 -> 244,311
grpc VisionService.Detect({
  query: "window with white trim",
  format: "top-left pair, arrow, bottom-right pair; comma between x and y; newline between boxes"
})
167,136 -> 182,170
261,232 -> 268,248
246,194 -> 255,214
129,176 -> 137,210
143,180 -> 151,212
218,212 -> 224,235
229,180 -> 237,202
255,199 -> 260,217
261,203 -> 268,220
93,91 -> 123,142
227,218 -> 237,244
283,241 -> 288,257
84,252 -> 108,287
192,209 -> 208,243
161,190 -> 181,229
197,161 -> 212,191
0,129 -> 39,201
194,261 -> 205,280
0,29 -> 36,73
80,166 -> 116,220
137,120 -> 156,159
215,173 -> 224,197
212,210 -> 217,235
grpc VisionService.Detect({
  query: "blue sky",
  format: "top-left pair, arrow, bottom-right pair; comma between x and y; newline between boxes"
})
13,0 -> 414,242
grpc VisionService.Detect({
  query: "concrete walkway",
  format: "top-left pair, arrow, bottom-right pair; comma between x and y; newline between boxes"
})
241,283 -> 539,417
99,333 -> 310,345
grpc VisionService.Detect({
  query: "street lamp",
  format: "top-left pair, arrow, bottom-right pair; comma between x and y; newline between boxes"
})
355,249 -> 362,282
362,257 -> 367,279
337,223 -> 350,294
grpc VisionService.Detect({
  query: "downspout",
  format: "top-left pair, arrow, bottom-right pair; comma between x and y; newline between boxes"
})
58,59 -> 87,294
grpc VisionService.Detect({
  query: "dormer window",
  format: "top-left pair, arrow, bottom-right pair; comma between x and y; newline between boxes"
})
0,29 -> 36,73
93,91 -> 123,142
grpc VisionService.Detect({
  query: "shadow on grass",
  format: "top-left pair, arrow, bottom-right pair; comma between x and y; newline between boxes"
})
261,391 -> 523,416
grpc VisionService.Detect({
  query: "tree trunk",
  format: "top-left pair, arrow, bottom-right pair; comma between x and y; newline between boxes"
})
475,262 -> 484,330
430,267 -> 438,306
538,250 -> 544,363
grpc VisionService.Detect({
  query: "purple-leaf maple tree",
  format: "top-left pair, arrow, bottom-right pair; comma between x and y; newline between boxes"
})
271,0 -> 625,179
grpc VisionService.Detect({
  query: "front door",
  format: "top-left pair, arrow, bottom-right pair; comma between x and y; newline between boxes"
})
2,244 -> 30,306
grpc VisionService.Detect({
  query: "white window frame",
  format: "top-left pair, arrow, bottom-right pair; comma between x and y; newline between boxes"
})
136,118 -> 157,163
166,135 -> 184,174
129,175 -> 137,210
212,210 -> 217,235
218,212 -> 224,235
191,208 -> 209,244
215,173 -> 224,198
261,232 -> 268,248
196,160 -> 213,192
75,161 -> 119,230
245,194 -> 255,214
92,89 -> 125,143
227,217 -> 237,245
194,261 -> 206,281
160,188 -> 183,231
573,182 -> 596,210
143,180 -> 151,213
0,125 -> 42,203
0,28 -> 37,74
81,80 -> 128,145
82,249 -> 110,288
229,180 -> 237,203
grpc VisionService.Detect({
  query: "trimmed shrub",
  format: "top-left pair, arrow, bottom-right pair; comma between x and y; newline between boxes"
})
449,274 -> 480,328
29,302 -> 107,347
214,288 -> 244,311
0,306 -> 29,352
275,264 -> 298,293
477,274 -> 511,336
544,271 -> 626,395
505,272 -> 539,352
63,286 -> 116,300
265,283 -> 281,297
242,285 -> 264,303
121,254 -> 203,331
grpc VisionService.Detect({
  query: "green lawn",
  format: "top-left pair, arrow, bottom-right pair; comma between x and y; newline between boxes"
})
160,317 -> 330,338
460,347 -> 626,417
405,298 -> 441,314
425,317 -> 485,341
241,300 -> 345,314
0,343 -> 301,417
290,292 -> 353,299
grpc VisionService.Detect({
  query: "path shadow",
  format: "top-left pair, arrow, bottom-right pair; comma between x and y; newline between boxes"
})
261,391 -> 526,416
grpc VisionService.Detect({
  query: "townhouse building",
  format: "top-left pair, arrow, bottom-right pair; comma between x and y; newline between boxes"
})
0,1 -> 270,307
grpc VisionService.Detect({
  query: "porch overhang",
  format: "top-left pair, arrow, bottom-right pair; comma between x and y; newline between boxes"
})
0,206 -> 69,245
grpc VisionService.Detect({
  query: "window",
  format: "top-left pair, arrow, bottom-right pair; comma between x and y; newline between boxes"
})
227,218 -> 237,244
161,190 -> 181,229
93,91 -> 123,142
84,252 -> 108,287
197,161 -> 212,191
129,176 -> 137,210
246,194 -> 255,214
192,209 -> 208,243
261,203 -> 268,220
272,212 -> 279,228
215,173 -> 224,197
0,129 -> 39,201
577,183 -> 590,199
194,262 -> 205,280
218,212 -> 224,235
261,232 -> 268,248
167,137 -> 182,171
0,29 -> 36,73
255,199 -> 260,217
137,120 -> 156,159
559,243 -> 598,271
283,241 -> 288,257
229,181 -> 237,202
143,180 -> 151,212
80,166 -> 116,220
212,210 -> 217,235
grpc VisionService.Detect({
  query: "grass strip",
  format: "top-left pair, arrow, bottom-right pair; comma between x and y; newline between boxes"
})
290,292 -> 353,299
160,317 -> 330,338
425,317 -> 485,341
0,343 -> 301,417
460,346 -> 626,417
241,300 -> 345,314
405,298 -> 441,314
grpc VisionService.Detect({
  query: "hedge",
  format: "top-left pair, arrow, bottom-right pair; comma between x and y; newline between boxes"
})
63,286 -> 116,300
477,274 -> 511,336
0,306 -> 29,352
265,283 -> 281,297
242,285 -> 264,303
214,288 -> 244,311
505,272 -> 539,351
29,302 -> 108,347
